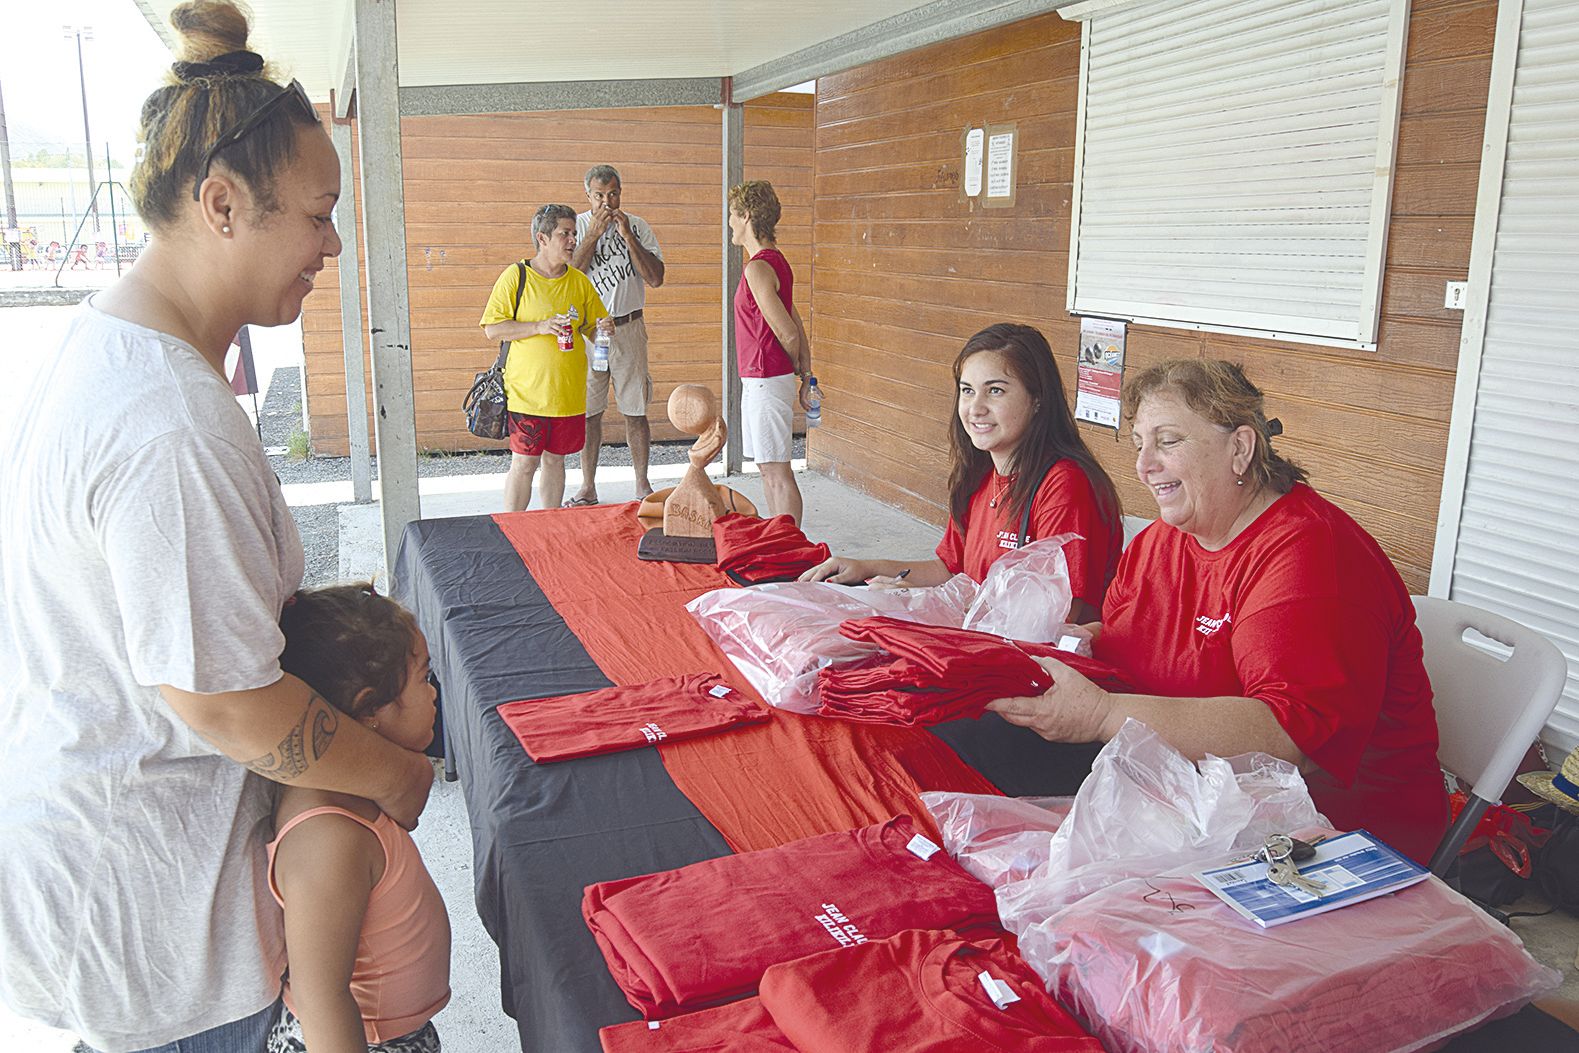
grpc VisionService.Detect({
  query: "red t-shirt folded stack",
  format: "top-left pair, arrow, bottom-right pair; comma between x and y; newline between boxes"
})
496,673 -> 768,763
582,816 -> 1001,1020
816,617 -> 1131,726
713,513 -> 832,584
600,928 -> 1103,1052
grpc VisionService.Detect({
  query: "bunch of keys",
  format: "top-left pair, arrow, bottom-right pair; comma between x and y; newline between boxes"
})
1255,834 -> 1328,895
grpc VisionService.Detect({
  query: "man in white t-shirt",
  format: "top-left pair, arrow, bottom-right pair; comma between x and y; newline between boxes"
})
567,164 -> 665,505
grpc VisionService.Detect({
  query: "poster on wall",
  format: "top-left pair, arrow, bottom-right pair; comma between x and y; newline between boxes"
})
963,127 -> 984,198
1075,317 -> 1126,429
982,122 -> 1017,208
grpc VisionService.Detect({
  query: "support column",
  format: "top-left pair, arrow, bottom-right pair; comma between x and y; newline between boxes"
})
721,90 -> 744,475
354,0 -> 420,581
331,112 -> 372,504
1,80 -> 24,272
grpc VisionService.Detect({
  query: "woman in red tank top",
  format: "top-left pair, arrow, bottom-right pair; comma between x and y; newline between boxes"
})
729,180 -> 812,524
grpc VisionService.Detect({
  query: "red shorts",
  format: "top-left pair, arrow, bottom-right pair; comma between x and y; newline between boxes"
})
506,412 -> 586,456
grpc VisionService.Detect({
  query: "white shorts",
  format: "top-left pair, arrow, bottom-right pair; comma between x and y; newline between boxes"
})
740,373 -> 797,463
585,316 -> 653,418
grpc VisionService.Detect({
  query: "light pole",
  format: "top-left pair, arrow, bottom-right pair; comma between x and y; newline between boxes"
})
0,78 -> 23,271
63,25 -> 98,231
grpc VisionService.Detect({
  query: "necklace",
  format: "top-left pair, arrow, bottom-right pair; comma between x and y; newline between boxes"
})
987,474 -> 1012,509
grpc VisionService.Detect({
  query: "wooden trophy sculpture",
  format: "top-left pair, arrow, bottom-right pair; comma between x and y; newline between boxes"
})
635,384 -> 757,562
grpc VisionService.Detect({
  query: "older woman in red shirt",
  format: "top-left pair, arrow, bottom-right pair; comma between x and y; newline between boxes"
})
990,359 -> 1448,863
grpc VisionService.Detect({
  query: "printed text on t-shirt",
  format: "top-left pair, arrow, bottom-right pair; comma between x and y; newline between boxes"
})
639,722 -> 667,743
1195,611 -> 1232,637
589,233 -> 635,299
995,529 -> 1023,552
813,902 -> 868,948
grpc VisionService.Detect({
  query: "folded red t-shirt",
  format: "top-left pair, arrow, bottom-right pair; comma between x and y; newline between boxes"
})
758,928 -> 1104,1052
817,617 -> 1131,725
599,998 -> 795,1052
713,513 -> 832,584
583,815 -> 1001,1019
497,673 -> 768,763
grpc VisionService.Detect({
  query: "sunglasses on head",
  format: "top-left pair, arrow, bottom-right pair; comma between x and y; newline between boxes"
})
191,79 -> 317,201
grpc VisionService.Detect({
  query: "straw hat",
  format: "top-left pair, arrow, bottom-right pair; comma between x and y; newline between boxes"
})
1517,747 -> 1579,817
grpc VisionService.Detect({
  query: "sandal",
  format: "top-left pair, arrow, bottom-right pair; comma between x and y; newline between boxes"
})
562,495 -> 599,508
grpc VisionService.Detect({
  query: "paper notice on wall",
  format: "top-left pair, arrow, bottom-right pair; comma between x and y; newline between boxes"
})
1075,317 -> 1126,429
986,131 -> 1015,198
964,128 -> 984,197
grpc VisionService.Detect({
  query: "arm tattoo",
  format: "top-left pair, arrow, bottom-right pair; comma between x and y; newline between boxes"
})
245,692 -> 340,781
312,704 -> 338,759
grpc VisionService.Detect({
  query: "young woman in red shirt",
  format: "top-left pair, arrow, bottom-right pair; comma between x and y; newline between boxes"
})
801,323 -> 1122,623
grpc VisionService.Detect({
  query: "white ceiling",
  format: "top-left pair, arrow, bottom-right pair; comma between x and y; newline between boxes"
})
134,0 -> 934,101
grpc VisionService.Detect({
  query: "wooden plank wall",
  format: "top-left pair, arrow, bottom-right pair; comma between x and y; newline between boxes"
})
808,1 -> 1496,592
301,94 -> 814,456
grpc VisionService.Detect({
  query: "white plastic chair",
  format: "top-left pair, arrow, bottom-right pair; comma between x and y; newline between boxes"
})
1414,595 -> 1568,876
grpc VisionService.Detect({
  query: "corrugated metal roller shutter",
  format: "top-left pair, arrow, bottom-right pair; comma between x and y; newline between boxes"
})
1450,0 -> 1579,754
1069,0 -> 1404,344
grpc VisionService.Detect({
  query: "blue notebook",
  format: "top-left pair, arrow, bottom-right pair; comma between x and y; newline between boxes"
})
1194,830 -> 1430,927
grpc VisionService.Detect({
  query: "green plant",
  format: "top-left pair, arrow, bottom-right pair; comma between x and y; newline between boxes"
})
286,428 -> 311,461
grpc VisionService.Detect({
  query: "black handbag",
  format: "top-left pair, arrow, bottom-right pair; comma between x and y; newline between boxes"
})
463,261 -> 526,440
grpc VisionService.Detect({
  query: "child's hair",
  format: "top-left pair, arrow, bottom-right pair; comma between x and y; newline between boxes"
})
279,584 -> 419,720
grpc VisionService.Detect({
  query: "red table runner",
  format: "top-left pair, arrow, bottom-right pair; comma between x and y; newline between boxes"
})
491,504 -> 1001,852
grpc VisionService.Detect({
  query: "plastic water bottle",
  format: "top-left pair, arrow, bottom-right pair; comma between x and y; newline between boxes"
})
805,374 -> 822,428
592,328 -> 611,372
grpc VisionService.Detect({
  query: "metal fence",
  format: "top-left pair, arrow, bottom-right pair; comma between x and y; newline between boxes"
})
4,157 -> 149,272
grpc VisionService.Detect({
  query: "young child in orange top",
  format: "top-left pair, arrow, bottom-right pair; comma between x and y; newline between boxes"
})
267,585 -> 451,1053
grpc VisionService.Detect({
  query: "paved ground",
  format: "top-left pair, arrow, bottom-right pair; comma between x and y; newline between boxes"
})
2,301 -> 1576,1049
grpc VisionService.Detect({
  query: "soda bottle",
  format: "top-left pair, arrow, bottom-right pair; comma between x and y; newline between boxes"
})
557,307 -> 579,352
592,327 -> 611,373
804,374 -> 822,428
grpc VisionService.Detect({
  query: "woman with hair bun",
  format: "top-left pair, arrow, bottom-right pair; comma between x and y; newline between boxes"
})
988,359 -> 1448,864
0,3 -> 432,1050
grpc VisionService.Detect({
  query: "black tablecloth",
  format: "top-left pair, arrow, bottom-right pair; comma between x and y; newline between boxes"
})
392,514 -> 1574,1053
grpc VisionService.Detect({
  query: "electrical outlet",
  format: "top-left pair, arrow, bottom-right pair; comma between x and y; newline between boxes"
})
1444,281 -> 1468,310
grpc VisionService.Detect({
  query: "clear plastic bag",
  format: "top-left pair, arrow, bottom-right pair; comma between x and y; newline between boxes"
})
962,534 -> 1077,642
920,791 -> 1074,889
994,720 -> 1326,926
1028,865 -> 1559,1053
689,535 -> 1088,711
934,721 -> 1560,1053
685,577 -> 977,712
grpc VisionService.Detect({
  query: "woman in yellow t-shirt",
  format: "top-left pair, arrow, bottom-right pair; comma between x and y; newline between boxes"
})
481,203 -> 610,511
